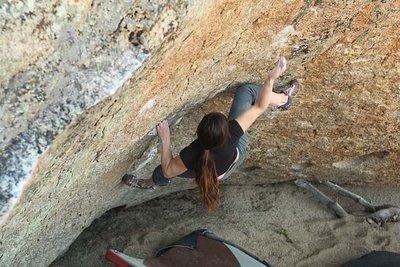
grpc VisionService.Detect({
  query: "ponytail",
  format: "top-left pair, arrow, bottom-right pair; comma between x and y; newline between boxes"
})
195,150 -> 220,211
195,112 -> 229,211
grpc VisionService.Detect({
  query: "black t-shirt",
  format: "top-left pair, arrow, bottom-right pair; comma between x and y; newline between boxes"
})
179,120 -> 244,176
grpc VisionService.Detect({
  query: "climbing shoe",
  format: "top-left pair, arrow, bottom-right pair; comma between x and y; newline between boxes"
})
278,79 -> 300,110
122,174 -> 156,190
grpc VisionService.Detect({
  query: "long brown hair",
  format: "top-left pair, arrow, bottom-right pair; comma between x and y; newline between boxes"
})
195,112 -> 230,211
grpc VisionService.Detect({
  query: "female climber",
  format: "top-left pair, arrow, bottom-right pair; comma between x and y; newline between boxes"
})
122,56 -> 300,211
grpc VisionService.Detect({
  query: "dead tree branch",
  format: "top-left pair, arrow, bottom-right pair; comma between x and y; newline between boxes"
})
295,179 -> 347,218
296,179 -> 400,226
367,207 -> 400,226
323,181 -> 376,212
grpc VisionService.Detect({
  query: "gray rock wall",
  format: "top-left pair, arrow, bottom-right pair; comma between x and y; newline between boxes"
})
0,0 -> 187,216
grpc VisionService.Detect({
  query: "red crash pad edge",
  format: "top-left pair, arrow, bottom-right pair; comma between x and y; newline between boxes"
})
105,249 -> 133,267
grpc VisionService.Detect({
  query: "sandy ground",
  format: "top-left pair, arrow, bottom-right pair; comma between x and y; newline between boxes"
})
51,179 -> 400,267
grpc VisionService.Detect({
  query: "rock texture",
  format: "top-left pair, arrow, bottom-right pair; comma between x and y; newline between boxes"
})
1,0 -> 399,266
0,0 -> 187,215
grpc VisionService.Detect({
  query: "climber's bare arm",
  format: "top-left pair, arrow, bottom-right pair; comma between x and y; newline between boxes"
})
236,57 -> 287,132
157,120 -> 188,178
163,156 -> 188,178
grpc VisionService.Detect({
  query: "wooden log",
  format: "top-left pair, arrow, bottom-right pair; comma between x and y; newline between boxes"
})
366,207 -> 400,226
295,179 -> 347,218
323,181 -> 376,212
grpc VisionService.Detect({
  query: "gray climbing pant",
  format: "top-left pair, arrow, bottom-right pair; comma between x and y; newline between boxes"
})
152,83 -> 263,186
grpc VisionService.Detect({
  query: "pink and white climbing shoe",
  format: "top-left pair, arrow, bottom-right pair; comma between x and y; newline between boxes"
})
278,79 -> 300,110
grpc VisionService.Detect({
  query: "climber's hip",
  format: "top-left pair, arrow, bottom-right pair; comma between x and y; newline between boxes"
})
151,134 -> 248,186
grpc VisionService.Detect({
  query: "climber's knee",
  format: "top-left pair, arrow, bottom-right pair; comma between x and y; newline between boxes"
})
152,165 -> 171,186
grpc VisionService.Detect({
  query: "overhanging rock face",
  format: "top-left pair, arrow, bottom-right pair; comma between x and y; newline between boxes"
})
1,0 -> 399,266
